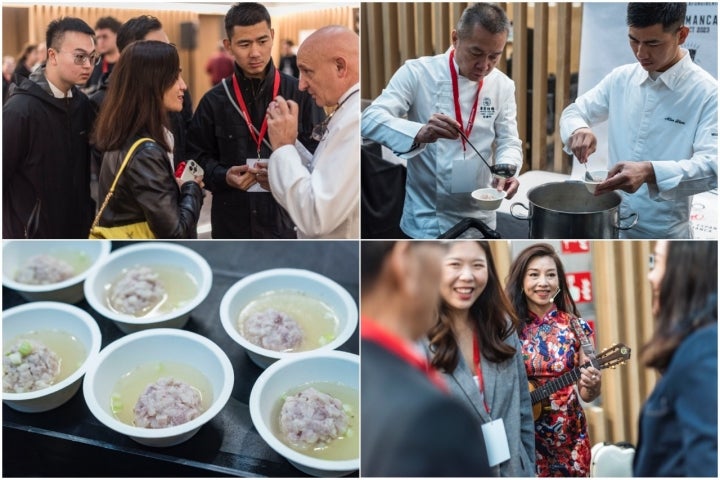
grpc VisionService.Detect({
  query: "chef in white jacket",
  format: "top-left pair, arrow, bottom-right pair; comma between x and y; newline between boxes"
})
361,3 -> 522,239
561,3 -> 717,239
266,25 -> 359,239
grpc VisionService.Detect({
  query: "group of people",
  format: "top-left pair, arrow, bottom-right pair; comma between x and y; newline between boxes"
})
362,2 -> 717,239
361,240 -> 718,477
3,2 -> 360,240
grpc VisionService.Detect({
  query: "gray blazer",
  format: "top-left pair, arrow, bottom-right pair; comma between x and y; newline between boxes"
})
423,332 -> 536,477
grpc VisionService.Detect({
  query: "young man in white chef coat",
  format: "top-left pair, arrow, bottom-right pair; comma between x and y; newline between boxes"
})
361,3 -> 523,239
561,2 -> 717,239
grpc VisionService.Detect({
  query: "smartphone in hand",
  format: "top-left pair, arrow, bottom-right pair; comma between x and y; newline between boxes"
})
180,160 -> 204,182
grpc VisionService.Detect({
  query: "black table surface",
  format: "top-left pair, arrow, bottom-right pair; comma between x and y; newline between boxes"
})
2,241 -> 360,477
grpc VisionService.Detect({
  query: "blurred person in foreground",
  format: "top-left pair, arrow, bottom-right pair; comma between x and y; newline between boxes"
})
3,17 -> 96,238
92,41 -> 203,238
361,241 -> 491,477
560,3 -> 717,238
423,241 -> 535,476
633,241 -> 717,476
505,243 -> 601,476
266,25 -> 360,238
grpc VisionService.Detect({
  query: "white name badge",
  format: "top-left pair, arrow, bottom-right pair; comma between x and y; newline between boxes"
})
246,158 -> 269,192
481,418 -> 511,467
451,158 -> 479,193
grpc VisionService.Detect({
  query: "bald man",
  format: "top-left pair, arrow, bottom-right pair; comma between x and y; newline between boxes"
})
266,25 -> 359,239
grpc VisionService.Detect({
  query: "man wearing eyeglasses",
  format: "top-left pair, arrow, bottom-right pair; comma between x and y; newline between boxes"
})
3,17 -> 97,238
187,2 -> 324,239
560,3 -> 718,239
265,26 -> 360,239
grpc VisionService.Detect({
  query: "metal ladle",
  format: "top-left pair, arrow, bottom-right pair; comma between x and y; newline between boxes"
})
456,128 -> 517,178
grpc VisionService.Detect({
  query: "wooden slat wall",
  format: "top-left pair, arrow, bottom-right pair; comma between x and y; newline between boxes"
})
531,3 -> 548,171
554,3 -> 573,172
361,2 -> 583,174
487,240 -> 657,446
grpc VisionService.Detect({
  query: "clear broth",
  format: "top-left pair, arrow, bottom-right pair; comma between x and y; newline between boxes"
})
110,361 -> 213,427
104,265 -> 199,317
3,330 -> 87,389
237,290 -> 339,352
272,381 -> 359,461
14,250 -> 92,282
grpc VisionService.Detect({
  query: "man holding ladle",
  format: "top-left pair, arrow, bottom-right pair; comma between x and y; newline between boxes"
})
362,3 -> 522,239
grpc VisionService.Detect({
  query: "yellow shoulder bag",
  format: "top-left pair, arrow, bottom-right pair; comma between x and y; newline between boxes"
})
89,137 -> 156,239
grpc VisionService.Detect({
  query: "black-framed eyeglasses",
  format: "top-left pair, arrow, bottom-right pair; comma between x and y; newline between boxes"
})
58,50 -> 99,66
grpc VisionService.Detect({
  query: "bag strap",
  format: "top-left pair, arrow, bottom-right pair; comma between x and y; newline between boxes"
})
90,137 -> 154,230
570,316 -> 597,362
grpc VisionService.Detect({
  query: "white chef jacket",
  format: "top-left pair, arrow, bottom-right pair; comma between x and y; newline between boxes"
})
268,83 -> 360,239
362,49 -> 523,238
560,50 -> 718,239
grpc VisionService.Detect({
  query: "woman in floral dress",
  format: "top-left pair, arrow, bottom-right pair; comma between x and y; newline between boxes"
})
506,243 -> 602,477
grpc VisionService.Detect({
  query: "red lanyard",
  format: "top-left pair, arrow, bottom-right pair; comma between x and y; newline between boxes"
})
101,59 -> 109,74
472,334 -> 491,414
449,49 -> 483,152
361,316 -> 448,393
231,69 -> 280,156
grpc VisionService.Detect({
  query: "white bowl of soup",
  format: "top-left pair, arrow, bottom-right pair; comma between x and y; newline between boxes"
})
82,328 -> 234,447
219,268 -> 358,369
2,240 -> 111,304
83,242 -> 212,334
2,302 -> 102,412
249,351 -> 359,477
471,187 -> 506,210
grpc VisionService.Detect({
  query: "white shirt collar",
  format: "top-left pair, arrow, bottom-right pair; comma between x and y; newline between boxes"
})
638,48 -> 689,90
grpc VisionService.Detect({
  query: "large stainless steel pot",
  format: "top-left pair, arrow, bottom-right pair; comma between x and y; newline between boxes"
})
510,181 -> 638,239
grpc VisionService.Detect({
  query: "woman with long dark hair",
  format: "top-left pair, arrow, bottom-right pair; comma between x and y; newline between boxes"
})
506,243 -> 601,477
424,241 -> 535,476
634,241 -> 717,476
92,40 -> 202,238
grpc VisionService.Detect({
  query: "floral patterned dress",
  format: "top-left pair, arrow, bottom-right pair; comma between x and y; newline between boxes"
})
519,305 -> 592,477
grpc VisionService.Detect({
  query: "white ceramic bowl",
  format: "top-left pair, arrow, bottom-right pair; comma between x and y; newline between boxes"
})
471,187 -> 506,210
82,328 -> 234,447
219,268 -> 358,369
83,242 -> 212,334
250,351 -> 359,477
2,302 -> 102,412
584,170 -> 609,193
2,240 -> 111,304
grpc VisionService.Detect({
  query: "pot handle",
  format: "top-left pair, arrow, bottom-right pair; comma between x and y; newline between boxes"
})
510,202 -> 532,220
617,211 -> 639,230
